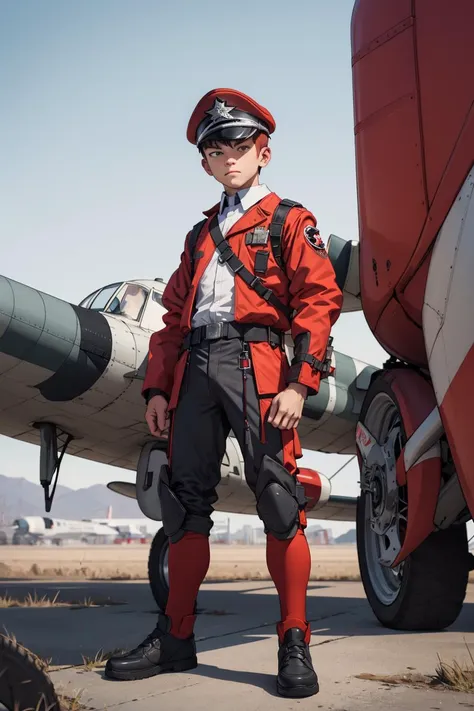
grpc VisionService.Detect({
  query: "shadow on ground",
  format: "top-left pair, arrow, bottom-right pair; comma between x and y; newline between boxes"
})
0,578 -> 473,669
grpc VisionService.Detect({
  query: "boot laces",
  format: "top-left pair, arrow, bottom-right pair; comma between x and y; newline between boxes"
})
282,640 -> 307,665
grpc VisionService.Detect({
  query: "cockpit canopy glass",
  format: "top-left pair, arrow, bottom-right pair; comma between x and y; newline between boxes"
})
79,283 -> 121,311
79,282 -> 150,322
105,282 -> 148,321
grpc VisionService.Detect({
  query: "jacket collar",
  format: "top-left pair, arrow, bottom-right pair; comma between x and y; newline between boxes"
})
202,190 -> 278,220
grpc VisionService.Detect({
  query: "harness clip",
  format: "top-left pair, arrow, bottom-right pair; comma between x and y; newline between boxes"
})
239,344 -> 251,370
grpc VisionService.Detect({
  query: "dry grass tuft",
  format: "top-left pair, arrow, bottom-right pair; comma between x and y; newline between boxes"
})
81,648 -> 125,670
0,591 -> 63,608
58,689 -> 86,711
356,671 -> 433,688
433,641 -> 474,693
0,592 -> 123,609
357,640 -> 474,694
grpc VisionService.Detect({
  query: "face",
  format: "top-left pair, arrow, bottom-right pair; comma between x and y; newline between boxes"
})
201,138 -> 271,193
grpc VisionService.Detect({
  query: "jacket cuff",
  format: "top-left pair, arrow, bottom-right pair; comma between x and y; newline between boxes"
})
143,388 -> 170,405
287,363 -> 320,397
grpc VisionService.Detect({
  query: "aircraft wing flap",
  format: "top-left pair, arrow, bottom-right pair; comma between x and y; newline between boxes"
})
307,495 -> 357,521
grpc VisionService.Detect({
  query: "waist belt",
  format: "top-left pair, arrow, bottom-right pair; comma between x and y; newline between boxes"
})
181,321 -> 284,351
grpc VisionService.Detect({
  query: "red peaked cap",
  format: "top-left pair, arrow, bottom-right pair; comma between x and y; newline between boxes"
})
187,88 -> 276,147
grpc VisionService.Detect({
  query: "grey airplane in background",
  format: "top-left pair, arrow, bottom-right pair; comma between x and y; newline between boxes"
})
0,233 -> 373,608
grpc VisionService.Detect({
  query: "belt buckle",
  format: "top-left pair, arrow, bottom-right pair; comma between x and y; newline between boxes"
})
206,322 -> 223,340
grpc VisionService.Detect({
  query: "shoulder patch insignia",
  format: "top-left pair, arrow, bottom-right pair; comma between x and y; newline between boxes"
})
304,225 -> 327,254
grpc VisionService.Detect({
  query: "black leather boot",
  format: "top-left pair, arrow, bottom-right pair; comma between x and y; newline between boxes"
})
276,627 -> 319,697
104,613 -> 197,681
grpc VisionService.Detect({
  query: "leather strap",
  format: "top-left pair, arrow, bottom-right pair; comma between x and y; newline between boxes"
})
208,215 -> 293,321
269,198 -> 302,269
291,336 -> 334,375
189,218 -> 207,276
181,321 -> 284,351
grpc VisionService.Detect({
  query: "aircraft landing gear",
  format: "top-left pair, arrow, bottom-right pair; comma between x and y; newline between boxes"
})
33,422 -> 74,512
356,374 -> 469,631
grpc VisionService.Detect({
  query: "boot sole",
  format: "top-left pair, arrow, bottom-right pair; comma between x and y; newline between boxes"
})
277,680 -> 319,698
104,656 -> 198,681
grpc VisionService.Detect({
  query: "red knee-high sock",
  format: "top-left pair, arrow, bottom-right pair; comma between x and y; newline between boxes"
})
164,531 -> 210,639
266,528 -> 312,644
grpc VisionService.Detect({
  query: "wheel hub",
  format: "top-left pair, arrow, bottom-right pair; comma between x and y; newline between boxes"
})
370,465 -> 386,514
364,425 -> 401,550
357,390 -> 408,607
358,397 -> 406,579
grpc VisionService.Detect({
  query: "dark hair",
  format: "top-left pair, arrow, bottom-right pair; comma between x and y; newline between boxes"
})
199,130 -> 269,157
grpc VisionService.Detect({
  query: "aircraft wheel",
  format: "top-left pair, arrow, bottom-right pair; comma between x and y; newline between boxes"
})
148,527 -> 169,611
0,635 -> 60,711
356,373 -> 469,630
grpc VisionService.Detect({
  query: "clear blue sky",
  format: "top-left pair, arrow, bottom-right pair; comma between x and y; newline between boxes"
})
0,0 -> 390,535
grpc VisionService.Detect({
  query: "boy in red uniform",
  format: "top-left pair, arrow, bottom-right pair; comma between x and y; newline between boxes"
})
105,88 -> 343,697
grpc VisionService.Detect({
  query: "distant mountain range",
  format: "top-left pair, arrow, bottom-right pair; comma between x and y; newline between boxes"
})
0,474 -> 143,523
0,475 -> 360,544
334,528 -> 356,544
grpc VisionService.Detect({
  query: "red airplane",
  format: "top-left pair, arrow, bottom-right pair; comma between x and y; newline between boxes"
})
352,0 -> 474,631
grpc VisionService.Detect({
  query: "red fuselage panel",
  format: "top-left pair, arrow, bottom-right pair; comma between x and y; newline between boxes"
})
351,0 -> 474,365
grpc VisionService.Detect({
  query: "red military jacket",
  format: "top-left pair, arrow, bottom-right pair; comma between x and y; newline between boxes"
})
143,191 -> 343,415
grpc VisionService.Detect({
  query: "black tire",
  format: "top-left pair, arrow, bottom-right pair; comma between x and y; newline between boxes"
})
148,527 -> 170,612
357,372 -> 470,631
0,531 -> 7,545
0,635 -> 60,711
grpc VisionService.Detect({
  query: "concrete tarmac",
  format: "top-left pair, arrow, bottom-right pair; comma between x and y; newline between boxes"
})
1,577 -> 474,710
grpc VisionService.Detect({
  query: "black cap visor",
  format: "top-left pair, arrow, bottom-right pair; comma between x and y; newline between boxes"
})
200,125 -> 257,146
196,112 -> 270,148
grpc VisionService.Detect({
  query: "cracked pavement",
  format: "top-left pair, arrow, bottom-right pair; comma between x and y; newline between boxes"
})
1,578 -> 474,709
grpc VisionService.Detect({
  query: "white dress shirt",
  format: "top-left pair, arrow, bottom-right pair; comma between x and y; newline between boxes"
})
191,183 -> 272,328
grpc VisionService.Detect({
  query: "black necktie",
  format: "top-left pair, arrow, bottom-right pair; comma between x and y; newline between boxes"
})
222,193 -> 241,211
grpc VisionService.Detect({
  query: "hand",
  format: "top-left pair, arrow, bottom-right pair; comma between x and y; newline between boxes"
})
267,383 -> 307,430
145,395 -> 170,438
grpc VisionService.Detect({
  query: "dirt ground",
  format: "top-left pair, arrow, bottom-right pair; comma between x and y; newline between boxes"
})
0,543 -> 362,581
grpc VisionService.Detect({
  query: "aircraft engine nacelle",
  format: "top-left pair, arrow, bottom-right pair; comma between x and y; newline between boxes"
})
297,467 -> 330,512
12,516 -> 47,535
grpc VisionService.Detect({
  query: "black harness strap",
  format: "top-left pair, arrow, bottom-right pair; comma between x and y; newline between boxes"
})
269,199 -> 302,269
208,215 -> 294,321
188,218 -> 207,276
189,198 -> 301,277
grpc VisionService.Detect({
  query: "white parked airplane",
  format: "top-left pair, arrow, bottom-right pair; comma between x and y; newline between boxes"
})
11,516 -> 120,545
